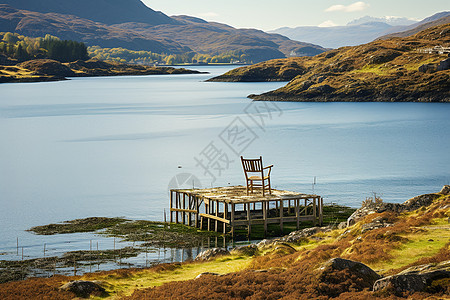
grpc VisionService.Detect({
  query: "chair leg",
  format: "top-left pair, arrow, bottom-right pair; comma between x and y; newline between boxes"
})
268,178 -> 271,195
262,182 -> 265,197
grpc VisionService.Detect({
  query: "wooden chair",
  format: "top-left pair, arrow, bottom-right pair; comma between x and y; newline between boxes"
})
240,156 -> 273,196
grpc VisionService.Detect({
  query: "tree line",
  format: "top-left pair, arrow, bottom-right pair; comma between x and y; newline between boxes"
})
89,46 -> 251,65
1,32 -> 252,65
0,32 -> 89,63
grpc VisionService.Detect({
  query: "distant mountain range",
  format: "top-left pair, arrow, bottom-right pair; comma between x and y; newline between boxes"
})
271,12 -> 450,49
0,1 -> 326,63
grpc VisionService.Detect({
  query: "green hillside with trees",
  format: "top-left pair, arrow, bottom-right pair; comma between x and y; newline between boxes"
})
88,46 -> 250,65
0,32 -> 88,62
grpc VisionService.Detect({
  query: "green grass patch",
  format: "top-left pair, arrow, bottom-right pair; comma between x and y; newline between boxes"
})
87,255 -> 252,298
368,225 -> 450,272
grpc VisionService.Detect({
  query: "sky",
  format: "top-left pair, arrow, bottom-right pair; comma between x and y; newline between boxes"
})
142,0 -> 449,31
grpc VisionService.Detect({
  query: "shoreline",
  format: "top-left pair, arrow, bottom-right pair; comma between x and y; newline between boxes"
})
0,205 -> 355,283
0,59 -> 207,84
0,187 -> 448,299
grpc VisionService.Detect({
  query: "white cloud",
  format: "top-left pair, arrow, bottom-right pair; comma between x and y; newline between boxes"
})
318,20 -> 339,27
197,12 -> 219,18
325,2 -> 370,13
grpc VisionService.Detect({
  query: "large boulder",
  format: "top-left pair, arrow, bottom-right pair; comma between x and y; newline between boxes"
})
194,248 -> 229,261
316,258 -> 381,296
59,280 -> 106,298
319,258 -> 381,285
373,260 -> 450,294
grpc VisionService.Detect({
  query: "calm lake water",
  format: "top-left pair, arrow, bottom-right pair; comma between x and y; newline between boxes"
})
1,65 -> 449,271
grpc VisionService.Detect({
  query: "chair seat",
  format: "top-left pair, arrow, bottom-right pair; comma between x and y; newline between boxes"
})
248,175 -> 269,180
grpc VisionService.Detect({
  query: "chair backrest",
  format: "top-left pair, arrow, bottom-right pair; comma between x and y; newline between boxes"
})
241,156 -> 263,175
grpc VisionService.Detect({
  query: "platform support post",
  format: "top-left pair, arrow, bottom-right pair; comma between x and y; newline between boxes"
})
170,191 -> 173,223
247,203 -> 251,237
263,201 -> 268,237
231,203 -> 235,238
215,200 -> 219,232
223,203 -> 228,234
313,197 -> 317,226
280,200 -> 284,234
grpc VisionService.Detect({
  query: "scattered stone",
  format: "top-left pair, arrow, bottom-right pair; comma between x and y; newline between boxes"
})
195,272 -> 221,279
440,185 -> 450,195
257,238 -> 281,249
194,248 -> 229,261
373,260 -> 450,294
59,280 -> 106,298
230,244 -> 258,256
338,221 -> 347,229
418,63 -> 437,73
437,58 -> 450,71
361,216 -> 393,233
280,226 -> 331,243
401,193 -> 441,211
397,260 -> 450,275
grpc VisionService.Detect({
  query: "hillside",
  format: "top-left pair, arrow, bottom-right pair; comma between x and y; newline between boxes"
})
0,0 -> 177,26
0,186 -> 448,299
0,5 -> 189,53
0,1 -> 326,63
110,19 -> 326,61
209,23 -> 450,102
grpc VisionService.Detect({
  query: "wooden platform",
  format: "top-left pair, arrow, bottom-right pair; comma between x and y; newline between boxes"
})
169,186 -> 323,237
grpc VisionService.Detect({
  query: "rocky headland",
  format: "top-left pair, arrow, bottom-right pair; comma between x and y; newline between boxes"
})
209,23 -> 450,102
0,58 -> 203,83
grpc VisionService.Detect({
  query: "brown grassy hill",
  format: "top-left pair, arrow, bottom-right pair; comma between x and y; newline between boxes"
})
0,0 -> 178,26
0,3 -> 326,63
209,23 -> 450,102
0,5 -> 189,53
113,19 -> 326,62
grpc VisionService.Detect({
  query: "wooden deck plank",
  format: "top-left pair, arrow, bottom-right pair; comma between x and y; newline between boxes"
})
199,213 -> 231,225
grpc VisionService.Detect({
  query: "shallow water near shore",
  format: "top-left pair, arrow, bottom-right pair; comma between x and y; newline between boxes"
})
0,65 -> 449,272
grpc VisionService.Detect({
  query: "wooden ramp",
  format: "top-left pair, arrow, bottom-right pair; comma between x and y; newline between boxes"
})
169,186 -> 323,237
